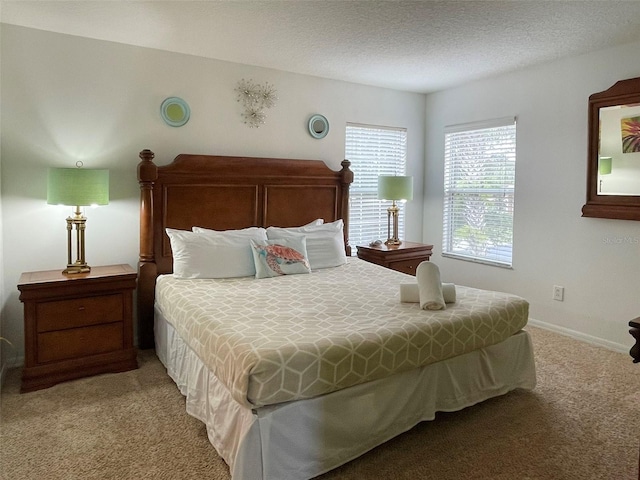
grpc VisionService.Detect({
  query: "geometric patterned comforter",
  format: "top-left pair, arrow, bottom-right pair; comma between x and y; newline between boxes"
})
155,258 -> 529,408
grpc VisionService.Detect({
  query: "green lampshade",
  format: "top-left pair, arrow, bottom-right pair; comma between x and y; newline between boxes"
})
378,175 -> 413,201
598,157 -> 612,176
47,168 -> 109,206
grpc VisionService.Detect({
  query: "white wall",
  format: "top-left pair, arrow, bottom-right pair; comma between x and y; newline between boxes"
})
424,40 -> 640,351
0,25 -> 426,364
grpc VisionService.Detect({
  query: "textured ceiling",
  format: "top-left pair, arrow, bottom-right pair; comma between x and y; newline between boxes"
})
3,0 -> 640,93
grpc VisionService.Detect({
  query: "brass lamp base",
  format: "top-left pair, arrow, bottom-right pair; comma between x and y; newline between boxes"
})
385,201 -> 402,246
63,263 -> 91,275
63,206 -> 91,275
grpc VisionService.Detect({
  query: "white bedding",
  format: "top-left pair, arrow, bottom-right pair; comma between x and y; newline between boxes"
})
155,310 -> 536,480
155,258 -> 530,408
154,258 -> 536,479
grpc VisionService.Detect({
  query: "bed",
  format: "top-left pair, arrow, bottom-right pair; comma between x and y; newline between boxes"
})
136,149 -> 536,479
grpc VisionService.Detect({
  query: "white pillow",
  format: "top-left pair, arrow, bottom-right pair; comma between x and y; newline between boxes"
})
261,219 -> 324,230
192,222 -> 320,237
250,237 -> 311,278
266,219 -> 346,269
305,219 -> 324,227
192,226 -> 267,236
166,228 -> 267,278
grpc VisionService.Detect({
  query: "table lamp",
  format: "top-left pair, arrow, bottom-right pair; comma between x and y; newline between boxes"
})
598,156 -> 612,193
47,164 -> 109,274
378,175 -> 413,246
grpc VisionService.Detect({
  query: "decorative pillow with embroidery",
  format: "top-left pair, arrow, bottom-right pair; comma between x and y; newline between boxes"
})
250,237 -> 311,278
266,219 -> 346,270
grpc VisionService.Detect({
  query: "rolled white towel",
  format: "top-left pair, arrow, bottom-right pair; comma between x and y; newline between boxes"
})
416,261 -> 446,310
400,283 -> 456,303
442,283 -> 456,303
400,283 -> 420,303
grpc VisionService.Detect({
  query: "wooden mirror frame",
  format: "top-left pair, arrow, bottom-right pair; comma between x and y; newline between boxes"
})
582,77 -> 640,221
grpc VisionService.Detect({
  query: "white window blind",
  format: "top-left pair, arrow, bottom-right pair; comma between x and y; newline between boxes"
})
346,124 -> 408,249
443,117 -> 516,267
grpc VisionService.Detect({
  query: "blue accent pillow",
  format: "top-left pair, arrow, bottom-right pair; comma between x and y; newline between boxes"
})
250,237 -> 311,278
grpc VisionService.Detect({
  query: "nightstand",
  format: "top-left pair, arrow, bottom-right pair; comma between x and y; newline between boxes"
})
18,264 -> 138,392
356,241 -> 433,275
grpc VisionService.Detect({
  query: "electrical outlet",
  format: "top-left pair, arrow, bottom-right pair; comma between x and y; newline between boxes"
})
553,285 -> 564,301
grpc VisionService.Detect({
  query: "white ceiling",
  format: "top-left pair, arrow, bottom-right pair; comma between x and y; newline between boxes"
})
3,0 -> 640,93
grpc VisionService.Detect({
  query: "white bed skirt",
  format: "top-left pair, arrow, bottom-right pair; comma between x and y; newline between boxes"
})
155,307 -> 536,480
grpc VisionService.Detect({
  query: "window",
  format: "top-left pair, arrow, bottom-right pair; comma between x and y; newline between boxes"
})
443,117 -> 516,267
345,124 -> 408,249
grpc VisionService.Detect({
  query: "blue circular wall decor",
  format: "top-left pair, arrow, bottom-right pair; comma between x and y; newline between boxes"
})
161,97 -> 190,127
308,114 -> 329,139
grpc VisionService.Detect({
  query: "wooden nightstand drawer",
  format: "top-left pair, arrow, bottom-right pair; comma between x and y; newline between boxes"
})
389,258 -> 428,275
37,322 -> 124,363
37,294 -> 124,332
356,241 -> 433,276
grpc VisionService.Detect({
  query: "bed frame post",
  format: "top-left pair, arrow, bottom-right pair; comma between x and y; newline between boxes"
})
137,149 -> 158,349
340,159 -> 354,256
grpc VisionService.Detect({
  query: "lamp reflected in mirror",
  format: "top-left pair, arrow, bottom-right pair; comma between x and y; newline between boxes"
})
598,156 -> 612,193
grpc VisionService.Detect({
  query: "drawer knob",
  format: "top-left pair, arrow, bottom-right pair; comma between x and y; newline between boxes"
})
78,306 -> 86,311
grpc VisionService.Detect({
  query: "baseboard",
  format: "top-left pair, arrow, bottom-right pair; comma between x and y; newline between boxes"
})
528,318 -> 629,355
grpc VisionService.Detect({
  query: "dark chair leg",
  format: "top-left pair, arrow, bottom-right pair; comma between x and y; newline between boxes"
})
629,319 -> 640,363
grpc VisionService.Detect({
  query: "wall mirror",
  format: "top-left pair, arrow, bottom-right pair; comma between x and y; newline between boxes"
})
308,114 -> 329,139
582,77 -> 640,220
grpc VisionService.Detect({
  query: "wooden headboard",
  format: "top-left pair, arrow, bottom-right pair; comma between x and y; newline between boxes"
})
136,149 -> 354,349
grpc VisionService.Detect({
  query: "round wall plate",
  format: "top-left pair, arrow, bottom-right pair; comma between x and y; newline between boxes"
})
308,114 -> 329,139
161,97 -> 190,127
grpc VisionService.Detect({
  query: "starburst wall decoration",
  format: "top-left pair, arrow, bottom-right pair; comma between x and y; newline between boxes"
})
235,79 -> 278,128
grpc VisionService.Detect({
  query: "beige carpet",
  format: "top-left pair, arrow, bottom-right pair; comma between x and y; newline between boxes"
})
1,326 -> 639,480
